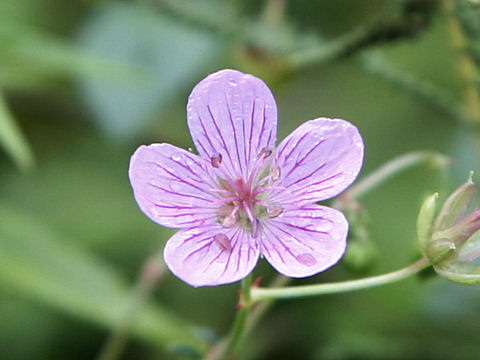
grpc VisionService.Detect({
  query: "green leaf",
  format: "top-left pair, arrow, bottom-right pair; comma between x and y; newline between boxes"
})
0,92 -> 34,170
77,3 -> 225,139
0,204 -> 205,353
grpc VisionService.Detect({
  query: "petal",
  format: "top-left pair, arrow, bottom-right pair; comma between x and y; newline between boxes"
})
129,143 -> 219,228
273,118 -> 363,204
187,69 -> 277,179
260,204 -> 348,277
164,225 -> 260,287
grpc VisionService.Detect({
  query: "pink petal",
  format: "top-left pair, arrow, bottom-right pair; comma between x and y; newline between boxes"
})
187,69 -> 277,179
129,143 -> 219,228
164,225 -> 260,287
273,118 -> 363,204
260,205 -> 348,277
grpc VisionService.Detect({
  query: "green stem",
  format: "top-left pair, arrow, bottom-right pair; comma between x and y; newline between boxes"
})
208,275 -> 253,360
250,257 -> 430,302
96,252 -> 166,360
345,151 -> 450,201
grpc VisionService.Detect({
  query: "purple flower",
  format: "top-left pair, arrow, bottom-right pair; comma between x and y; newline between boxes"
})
129,69 -> 364,287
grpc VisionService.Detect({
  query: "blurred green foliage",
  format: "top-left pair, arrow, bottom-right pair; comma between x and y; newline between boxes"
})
0,0 -> 480,359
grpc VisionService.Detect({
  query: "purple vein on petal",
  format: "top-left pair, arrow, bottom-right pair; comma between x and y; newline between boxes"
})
148,182 -> 213,203
150,161 -> 215,197
267,221 -> 316,251
206,103 -> 236,173
247,98 -> 255,167
224,93 -> 244,176
262,225 -> 299,263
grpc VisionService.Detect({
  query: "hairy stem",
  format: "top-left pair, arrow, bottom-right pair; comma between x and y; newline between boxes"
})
250,257 -> 430,302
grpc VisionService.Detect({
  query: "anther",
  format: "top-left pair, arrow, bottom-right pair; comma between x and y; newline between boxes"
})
211,153 -> 222,168
214,233 -> 232,252
222,213 -> 237,228
268,206 -> 284,218
271,166 -> 280,181
252,219 -> 260,238
258,148 -> 272,159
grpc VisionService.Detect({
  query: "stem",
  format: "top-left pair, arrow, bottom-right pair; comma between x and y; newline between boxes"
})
250,257 -> 430,302
345,151 -> 450,201
208,275 -> 253,360
96,252 -> 166,360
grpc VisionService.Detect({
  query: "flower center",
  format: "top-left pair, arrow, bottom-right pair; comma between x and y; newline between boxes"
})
211,149 -> 283,238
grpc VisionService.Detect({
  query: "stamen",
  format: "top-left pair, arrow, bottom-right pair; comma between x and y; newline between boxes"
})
254,185 -> 286,195
212,197 -> 238,205
271,166 -> 280,181
222,214 -> 237,227
214,233 -> 232,252
258,148 -> 272,159
268,206 -> 284,218
211,153 -> 222,168
242,201 -> 255,224
252,219 -> 260,238
222,206 -> 239,228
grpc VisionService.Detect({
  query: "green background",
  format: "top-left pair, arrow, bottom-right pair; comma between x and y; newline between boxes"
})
0,0 -> 478,359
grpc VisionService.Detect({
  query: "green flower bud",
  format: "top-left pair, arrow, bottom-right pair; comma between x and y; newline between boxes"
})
433,173 -> 476,231
425,238 -> 457,266
416,193 -> 438,255
432,207 -> 480,247
435,262 -> 480,285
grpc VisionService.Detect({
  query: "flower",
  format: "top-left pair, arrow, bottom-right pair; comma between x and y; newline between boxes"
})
129,69 -> 364,287
417,174 -> 480,284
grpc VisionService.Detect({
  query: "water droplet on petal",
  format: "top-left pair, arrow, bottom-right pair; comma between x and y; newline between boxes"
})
229,79 -> 237,87
297,253 -> 317,266
171,152 -> 182,161
214,233 -> 232,252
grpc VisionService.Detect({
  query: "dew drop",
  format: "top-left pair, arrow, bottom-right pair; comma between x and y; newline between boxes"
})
229,79 -> 237,87
171,152 -> 182,161
296,253 -> 317,266
214,233 -> 232,252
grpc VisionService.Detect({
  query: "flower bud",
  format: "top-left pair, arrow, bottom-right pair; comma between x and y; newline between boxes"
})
435,262 -> 480,285
416,193 -> 438,254
417,173 -> 480,285
433,173 -> 476,231
432,207 -> 480,247
425,238 -> 457,266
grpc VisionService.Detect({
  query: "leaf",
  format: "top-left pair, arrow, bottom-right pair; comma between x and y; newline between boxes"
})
0,204 -> 205,353
0,92 -> 34,170
77,3 -> 225,139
